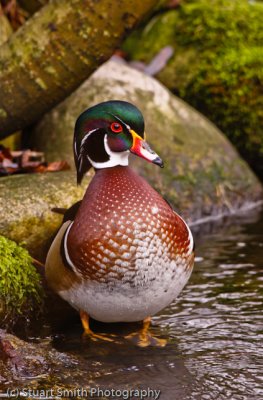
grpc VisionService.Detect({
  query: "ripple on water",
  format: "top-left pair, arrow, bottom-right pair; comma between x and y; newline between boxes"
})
154,210 -> 263,399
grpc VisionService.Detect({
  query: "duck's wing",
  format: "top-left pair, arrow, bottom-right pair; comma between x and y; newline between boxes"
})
51,200 -> 82,223
163,196 -> 195,253
62,200 -> 82,223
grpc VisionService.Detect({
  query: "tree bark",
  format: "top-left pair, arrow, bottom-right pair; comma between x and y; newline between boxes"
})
0,0 -> 158,138
0,4 -> 13,45
18,0 -> 48,14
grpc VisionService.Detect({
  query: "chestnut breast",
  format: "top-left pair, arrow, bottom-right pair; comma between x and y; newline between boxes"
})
67,166 -> 191,283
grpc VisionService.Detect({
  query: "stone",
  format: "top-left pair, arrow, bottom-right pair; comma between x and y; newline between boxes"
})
28,60 -> 263,223
0,329 -> 81,390
0,171 -> 87,260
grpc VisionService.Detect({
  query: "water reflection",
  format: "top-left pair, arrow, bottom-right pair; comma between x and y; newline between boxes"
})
52,326 -> 195,399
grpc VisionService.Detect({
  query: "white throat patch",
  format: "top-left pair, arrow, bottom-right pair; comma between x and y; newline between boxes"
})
88,135 -> 130,169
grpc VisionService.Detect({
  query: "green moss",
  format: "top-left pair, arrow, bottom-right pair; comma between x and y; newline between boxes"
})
184,46 -> 263,164
123,0 -> 263,179
0,235 -> 43,324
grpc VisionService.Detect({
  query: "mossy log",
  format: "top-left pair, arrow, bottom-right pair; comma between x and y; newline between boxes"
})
0,171 -> 88,259
18,0 -> 48,14
0,5 -> 13,46
28,60 -> 263,223
0,0 -> 158,138
0,8 -> 21,151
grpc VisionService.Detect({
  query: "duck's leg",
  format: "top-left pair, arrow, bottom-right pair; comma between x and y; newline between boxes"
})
80,310 -> 114,342
125,316 -> 167,347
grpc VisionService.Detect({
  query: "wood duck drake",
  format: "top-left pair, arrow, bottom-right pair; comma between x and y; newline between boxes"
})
45,100 -> 194,347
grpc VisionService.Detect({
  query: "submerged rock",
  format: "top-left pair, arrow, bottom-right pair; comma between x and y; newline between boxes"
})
28,60 -> 262,222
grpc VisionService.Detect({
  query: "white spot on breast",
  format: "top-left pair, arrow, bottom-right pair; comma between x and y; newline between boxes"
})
151,206 -> 159,214
122,252 -> 131,260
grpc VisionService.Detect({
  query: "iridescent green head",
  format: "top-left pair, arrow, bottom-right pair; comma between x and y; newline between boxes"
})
74,100 -> 163,184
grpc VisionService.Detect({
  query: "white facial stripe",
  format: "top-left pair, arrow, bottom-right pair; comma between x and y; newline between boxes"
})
80,128 -> 99,148
75,128 -> 100,171
88,135 -> 129,169
78,156 -> 83,174
74,139 -> 78,158
107,113 -> 131,131
76,128 -> 101,174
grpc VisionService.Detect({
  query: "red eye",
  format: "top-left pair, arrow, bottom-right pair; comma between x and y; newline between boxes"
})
110,122 -> 123,133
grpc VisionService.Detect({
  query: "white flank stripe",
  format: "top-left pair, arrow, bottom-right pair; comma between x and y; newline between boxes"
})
186,222 -> 194,255
175,212 -> 194,255
63,221 -> 80,274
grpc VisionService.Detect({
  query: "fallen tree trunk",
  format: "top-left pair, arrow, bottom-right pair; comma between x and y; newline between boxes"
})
0,0 -> 158,138
18,0 -> 48,14
0,4 -> 13,45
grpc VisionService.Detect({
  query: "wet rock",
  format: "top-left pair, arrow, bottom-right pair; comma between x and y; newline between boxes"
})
28,60 -> 262,222
0,330 -> 48,378
0,329 -> 79,390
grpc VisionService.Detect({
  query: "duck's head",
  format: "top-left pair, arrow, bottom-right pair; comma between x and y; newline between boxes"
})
73,100 -> 163,184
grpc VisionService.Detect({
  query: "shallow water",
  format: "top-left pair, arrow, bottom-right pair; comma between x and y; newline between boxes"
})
4,208 -> 263,399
